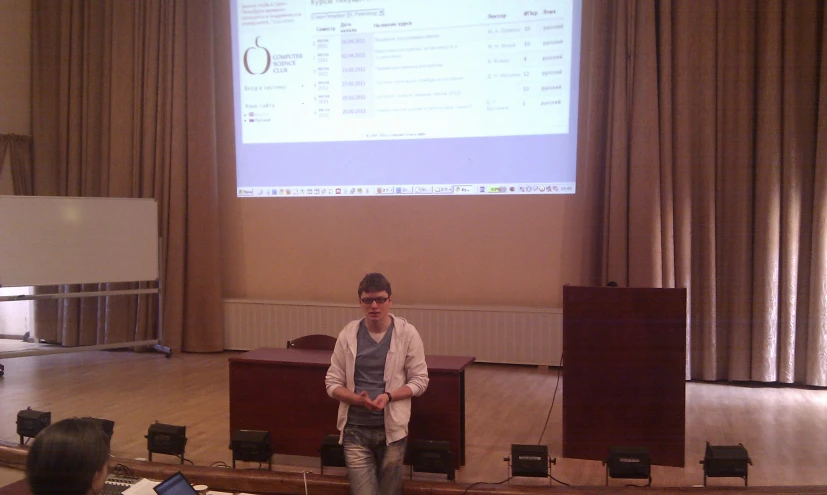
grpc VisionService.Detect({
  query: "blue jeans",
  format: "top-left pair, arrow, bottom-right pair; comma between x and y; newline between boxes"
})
343,425 -> 407,495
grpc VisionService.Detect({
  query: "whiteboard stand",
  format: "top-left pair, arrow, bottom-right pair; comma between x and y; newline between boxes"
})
152,236 -> 171,358
0,196 -> 169,375
0,280 -> 170,360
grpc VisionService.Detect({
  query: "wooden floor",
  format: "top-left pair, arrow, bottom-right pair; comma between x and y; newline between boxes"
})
0,348 -> 826,488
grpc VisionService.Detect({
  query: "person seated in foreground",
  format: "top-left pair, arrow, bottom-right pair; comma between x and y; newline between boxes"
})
26,418 -> 110,495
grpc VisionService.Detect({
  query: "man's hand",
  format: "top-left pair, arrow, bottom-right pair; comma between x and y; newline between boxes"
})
356,391 -> 390,412
356,391 -> 372,408
371,392 -> 390,411
355,391 -> 378,411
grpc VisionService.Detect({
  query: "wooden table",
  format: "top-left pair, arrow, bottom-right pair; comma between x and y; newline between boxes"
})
229,348 -> 474,469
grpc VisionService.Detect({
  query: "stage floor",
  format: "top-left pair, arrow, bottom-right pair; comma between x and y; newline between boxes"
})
0,349 -> 825,487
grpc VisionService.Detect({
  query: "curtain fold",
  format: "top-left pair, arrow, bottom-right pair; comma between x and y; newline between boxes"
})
778,0 -> 819,383
751,0 -> 783,384
0,134 -> 34,195
587,0 -> 827,385
807,3 -> 827,386
0,137 -> 8,177
714,0 -> 757,382
31,0 -> 223,352
572,0 -> 612,288
10,135 -> 34,196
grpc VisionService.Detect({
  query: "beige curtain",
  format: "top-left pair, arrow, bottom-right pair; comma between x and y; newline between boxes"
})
581,0 -> 827,385
31,0 -> 223,352
0,134 -> 34,195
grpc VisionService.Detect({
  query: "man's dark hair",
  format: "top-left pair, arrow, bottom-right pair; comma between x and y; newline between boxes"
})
26,418 -> 110,495
358,273 -> 392,297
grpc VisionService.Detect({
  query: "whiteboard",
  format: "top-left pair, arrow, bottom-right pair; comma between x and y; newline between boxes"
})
0,196 -> 159,287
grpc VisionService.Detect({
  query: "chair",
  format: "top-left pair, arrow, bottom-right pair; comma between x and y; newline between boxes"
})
286,334 -> 337,350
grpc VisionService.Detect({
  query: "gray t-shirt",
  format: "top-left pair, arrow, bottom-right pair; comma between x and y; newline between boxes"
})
346,319 -> 394,427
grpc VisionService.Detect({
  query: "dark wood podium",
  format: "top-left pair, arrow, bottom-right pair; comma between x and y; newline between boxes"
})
562,286 -> 687,467
229,348 -> 474,469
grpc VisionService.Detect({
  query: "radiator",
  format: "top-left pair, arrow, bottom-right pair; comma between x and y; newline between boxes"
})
223,300 -> 562,366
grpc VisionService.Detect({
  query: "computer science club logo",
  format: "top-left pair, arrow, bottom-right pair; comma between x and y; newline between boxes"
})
243,36 -> 271,75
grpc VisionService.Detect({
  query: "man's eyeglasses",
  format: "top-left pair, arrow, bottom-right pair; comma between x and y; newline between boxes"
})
360,296 -> 389,305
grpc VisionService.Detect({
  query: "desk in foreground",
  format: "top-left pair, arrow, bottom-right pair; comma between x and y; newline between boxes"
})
229,348 -> 475,469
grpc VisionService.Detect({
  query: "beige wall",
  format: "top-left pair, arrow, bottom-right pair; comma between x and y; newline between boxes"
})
0,0 -> 31,195
216,181 -> 595,308
214,1 -> 597,309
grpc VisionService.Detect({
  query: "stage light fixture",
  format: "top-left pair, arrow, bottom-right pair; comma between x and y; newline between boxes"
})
700,442 -> 752,486
145,422 -> 187,464
407,439 -> 454,481
229,429 -> 272,469
81,417 -> 115,446
505,444 -> 556,481
16,407 -> 51,444
319,434 -> 346,475
603,446 -> 651,486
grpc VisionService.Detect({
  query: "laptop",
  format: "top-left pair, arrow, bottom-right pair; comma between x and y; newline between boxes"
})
152,472 -> 199,495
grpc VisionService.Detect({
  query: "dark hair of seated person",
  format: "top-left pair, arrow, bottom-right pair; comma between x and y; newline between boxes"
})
26,418 -> 110,495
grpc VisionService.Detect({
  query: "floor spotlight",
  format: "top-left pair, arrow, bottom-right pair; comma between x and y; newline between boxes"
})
146,422 -> 187,464
17,407 -> 51,444
603,446 -> 651,486
505,444 -> 556,481
320,434 -> 346,475
407,439 -> 454,481
230,429 -> 272,469
81,417 -> 115,446
700,442 -> 752,486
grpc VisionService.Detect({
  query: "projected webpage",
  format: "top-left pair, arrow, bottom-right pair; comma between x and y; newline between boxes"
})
232,0 -> 581,197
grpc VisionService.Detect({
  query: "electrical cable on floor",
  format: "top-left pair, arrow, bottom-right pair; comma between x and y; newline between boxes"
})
537,353 -> 564,445
536,353 -> 570,486
549,474 -> 570,486
461,476 -> 512,495
624,477 -> 652,488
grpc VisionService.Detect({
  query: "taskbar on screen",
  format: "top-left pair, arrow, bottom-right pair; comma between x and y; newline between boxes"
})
237,183 -> 575,197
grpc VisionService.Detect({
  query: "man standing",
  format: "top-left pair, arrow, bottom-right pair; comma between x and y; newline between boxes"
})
325,273 -> 429,495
